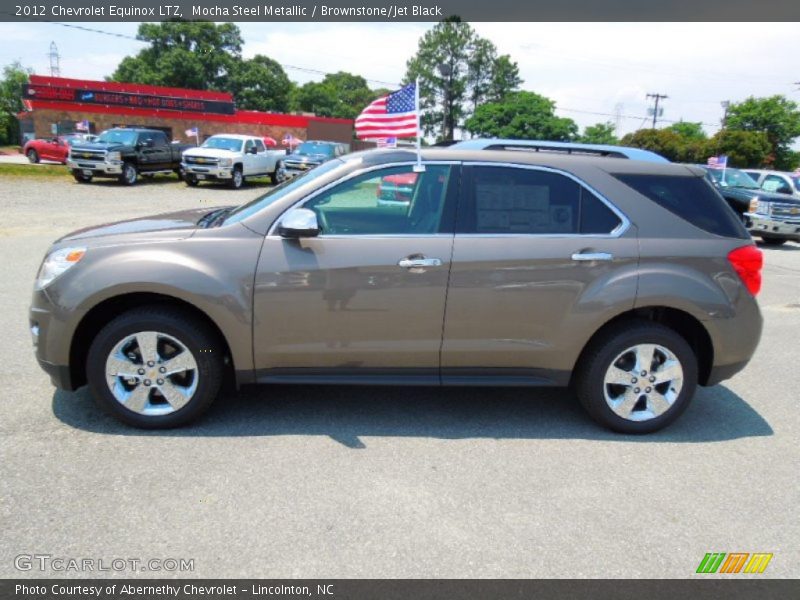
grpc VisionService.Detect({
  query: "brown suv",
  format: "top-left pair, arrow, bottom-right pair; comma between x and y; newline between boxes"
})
30,149 -> 763,433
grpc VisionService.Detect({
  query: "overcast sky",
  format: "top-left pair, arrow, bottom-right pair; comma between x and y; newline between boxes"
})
1,21 -> 798,138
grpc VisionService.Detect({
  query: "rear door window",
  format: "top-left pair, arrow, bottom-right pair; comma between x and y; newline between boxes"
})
459,166 -> 622,235
613,173 -> 748,239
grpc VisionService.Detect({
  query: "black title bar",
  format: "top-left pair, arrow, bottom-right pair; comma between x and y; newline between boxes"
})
3,0 -> 800,22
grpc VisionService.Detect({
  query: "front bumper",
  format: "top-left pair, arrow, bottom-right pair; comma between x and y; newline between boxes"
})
745,212 -> 800,240
67,158 -> 123,176
182,162 -> 234,180
30,288 -> 83,391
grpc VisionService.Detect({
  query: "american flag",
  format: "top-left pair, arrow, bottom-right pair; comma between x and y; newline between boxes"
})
355,83 -> 418,139
376,137 -> 397,148
185,127 -> 199,137
75,119 -> 90,132
707,155 -> 728,169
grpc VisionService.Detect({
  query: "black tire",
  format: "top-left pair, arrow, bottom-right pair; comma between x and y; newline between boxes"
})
119,162 -> 138,186
86,307 -> 224,429
73,171 -> 92,183
229,165 -> 243,189
185,175 -> 199,187
760,236 -> 787,246
27,149 -> 39,163
174,167 -> 184,181
575,320 -> 698,434
270,165 -> 279,185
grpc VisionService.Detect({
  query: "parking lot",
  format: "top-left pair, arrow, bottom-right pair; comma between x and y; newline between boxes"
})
0,175 -> 798,578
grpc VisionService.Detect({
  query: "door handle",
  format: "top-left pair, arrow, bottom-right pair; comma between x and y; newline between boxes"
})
398,257 -> 442,269
571,252 -> 613,262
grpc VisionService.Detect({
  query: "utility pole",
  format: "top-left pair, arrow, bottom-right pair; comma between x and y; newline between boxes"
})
720,100 -> 730,129
48,41 -> 60,77
646,93 -> 668,128
614,103 -> 624,132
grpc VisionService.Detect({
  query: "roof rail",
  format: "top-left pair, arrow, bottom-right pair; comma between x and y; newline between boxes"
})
482,143 -> 628,158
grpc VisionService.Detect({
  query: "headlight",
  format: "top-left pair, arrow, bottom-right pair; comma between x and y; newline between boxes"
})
219,158 -> 233,167
35,247 -> 86,290
107,151 -> 121,161
749,197 -> 770,214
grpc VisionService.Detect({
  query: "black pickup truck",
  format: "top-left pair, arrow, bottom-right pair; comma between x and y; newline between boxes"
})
67,128 -> 194,185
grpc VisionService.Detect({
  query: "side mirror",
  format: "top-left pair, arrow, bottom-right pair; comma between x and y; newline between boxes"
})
278,208 -> 320,238
248,146 -> 258,155
140,138 -> 154,148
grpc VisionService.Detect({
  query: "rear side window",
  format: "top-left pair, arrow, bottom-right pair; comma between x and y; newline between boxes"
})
459,166 -> 622,235
613,173 -> 747,238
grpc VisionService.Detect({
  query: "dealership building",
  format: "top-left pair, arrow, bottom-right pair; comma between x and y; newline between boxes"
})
18,75 -> 354,145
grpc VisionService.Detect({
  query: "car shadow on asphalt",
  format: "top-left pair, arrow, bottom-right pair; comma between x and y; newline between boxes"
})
52,382 -> 773,447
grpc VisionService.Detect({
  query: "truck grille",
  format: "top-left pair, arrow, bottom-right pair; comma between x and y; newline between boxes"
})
771,203 -> 800,221
284,160 -> 317,171
71,150 -> 106,161
185,156 -> 219,166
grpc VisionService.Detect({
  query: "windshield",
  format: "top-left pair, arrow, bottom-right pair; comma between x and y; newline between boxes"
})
97,130 -> 139,146
224,159 -> 346,225
793,176 -> 800,192
201,137 -> 244,152
707,168 -> 760,189
295,142 -> 335,157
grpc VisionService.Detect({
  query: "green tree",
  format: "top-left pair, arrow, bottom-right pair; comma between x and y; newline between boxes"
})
0,61 -> 31,145
488,54 -> 522,103
725,95 -> 800,170
293,72 -> 377,119
111,21 -> 244,91
464,91 -> 578,141
229,55 -> 292,113
701,130 -> 771,168
619,128 -> 688,162
579,122 -> 618,145
406,18 -> 521,140
667,120 -> 706,141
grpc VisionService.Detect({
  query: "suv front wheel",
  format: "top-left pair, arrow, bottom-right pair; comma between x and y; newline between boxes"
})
86,307 -> 223,428
575,321 -> 698,434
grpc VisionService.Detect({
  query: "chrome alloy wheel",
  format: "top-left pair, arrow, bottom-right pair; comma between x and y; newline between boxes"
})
603,343 -> 684,422
105,331 -> 199,416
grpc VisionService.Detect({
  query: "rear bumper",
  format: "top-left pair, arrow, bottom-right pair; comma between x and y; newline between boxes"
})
746,213 -> 800,240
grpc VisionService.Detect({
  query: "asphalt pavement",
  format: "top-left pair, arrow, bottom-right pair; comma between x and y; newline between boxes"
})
0,175 -> 797,578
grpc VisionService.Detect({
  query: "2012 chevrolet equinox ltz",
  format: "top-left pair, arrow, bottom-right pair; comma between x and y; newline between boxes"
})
30,148 -> 764,433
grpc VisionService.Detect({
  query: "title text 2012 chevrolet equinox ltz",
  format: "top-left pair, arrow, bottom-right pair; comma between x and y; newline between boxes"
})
30,149 -> 764,433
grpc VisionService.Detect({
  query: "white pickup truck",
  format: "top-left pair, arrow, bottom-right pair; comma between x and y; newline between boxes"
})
181,134 -> 284,188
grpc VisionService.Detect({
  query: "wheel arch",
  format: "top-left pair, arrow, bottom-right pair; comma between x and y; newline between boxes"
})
572,306 -> 714,386
69,292 -> 236,390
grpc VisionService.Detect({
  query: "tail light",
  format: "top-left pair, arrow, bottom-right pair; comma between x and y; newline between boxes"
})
727,245 -> 763,296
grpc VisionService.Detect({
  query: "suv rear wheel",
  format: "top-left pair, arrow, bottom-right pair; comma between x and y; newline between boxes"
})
575,321 -> 697,433
86,307 -> 223,428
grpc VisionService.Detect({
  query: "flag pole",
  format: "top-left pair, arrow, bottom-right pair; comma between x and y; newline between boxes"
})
195,129 -> 200,146
413,77 -> 425,172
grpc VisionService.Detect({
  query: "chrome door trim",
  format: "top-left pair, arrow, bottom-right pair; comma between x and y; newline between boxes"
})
461,161 -> 632,238
267,161 -> 461,237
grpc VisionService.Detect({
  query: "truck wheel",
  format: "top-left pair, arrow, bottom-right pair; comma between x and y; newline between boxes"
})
760,236 -> 787,246
229,166 -> 243,189
119,162 -> 138,185
73,171 -> 92,183
270,165 -> 280,184
185,175 -> 199,187
174,167 -> 184,181
27,149 -> 39,163
86,307 -> 224,429
575,320 -> 697,434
